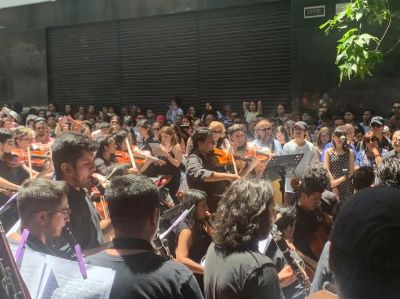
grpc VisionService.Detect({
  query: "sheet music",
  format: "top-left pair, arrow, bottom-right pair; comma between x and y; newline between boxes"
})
10,243 -> 115,299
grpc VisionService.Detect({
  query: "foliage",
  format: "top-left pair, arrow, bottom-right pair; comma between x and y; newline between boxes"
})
320,0 -> 399,83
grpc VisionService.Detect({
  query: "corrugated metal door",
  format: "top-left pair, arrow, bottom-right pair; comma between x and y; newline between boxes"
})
47,2 -> 290,114
47,22 -> 121,108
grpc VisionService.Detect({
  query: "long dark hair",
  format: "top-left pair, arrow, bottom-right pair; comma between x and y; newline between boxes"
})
95,134 -> 114,158
183,189 -> 207,229
213,178 -> 274,251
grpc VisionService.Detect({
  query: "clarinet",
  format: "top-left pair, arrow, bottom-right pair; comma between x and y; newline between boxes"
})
0,221 -> 31,299
153,233 -> 174,260
271,227 -> 311,294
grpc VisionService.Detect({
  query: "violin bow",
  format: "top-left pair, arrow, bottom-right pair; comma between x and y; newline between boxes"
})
26,147 -> 33,180
224,139 -> 239,176
125,138 -> 138,171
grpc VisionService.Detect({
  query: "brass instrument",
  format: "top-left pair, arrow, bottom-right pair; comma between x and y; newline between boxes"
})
271,226 -> 311,294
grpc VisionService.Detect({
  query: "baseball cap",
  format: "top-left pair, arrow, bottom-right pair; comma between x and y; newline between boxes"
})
383,125 -> 390,133
156,115 -> 166,122
330,186 -> 400,253
370,116 -> 384,126
293,121 -> 308,130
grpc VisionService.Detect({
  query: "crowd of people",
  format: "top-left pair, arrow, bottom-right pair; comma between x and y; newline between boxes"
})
0,95 -> 400,299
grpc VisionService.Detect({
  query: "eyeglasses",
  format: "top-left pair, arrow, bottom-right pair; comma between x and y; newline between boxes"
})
393,106 -> 400,110
46,208 -> 71,216
257,127 -> 272,132
212,130 -> 222,134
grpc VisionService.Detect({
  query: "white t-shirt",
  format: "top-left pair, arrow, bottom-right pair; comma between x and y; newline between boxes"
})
282,140 -> 320,193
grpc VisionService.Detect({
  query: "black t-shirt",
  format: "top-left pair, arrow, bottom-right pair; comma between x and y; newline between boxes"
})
293,205 -> 319,261
0,159 -> 29,186
204,243 -> 283,299
49,185 -> 104,253
186,152 -> 229,213
86,250 -> 203,299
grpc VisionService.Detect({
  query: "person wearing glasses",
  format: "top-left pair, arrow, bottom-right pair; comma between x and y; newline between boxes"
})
16,178 -> 75,260
208,121 -> 228,150
251,119 -> 283,155
355,131 -> 386,168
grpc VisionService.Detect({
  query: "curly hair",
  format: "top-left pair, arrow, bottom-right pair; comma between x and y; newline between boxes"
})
300,164 -> 330,195
376,157 -> 400,187
213,178 -> 274,251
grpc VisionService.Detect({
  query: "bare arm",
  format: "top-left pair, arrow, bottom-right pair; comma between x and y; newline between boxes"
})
203,172 -> 239,182
257,100 -> 263,114
176,229 -> 204,274
242,101 -> 249,113
0,177 -> 20,191
167,144 -> 183,168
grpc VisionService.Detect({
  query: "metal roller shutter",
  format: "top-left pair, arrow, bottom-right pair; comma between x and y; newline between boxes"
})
197,3 -> 291,113
119,13 -> 199,113
47,22 -> 121,109
47,2 -> 291,114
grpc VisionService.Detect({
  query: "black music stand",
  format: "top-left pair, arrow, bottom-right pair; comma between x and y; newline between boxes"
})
262,154 -> 304,180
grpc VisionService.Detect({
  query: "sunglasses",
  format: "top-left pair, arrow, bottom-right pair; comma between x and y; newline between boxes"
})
393,106 -> 400,110
364,138 -> 377,143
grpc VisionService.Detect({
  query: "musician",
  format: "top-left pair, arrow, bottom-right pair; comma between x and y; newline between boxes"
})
186,127 -> 240,213
14,127 -> 35,152
51,132 -> 106,252
204,178 -> 283,299
16,178 -> 74,259
176,189 -> 212,292
293,165 -> 330,270
282,121 -> 319,205
156,126 -> 183,201
330,186 -> 400,299
266,204 -> 307,299
226,124 -> 261,178
0,129 -> 36,193
32,117 -> 54,151
136,119 -> 157,152
94,135 -> 133,177
85,174 -> 203,298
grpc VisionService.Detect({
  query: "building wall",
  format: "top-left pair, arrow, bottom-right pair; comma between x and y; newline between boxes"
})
0,0 -> 271,106
0,0 -> 399,115
292,0 -> 400,115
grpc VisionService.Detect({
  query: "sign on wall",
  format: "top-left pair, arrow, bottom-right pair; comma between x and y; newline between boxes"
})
304,5 -> 325,19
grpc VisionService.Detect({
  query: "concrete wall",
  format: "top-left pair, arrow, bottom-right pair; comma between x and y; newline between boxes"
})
0,0 -> 267,106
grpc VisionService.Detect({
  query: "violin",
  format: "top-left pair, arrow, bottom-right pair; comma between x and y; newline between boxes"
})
115,150 -> 145,165
4,148 -> 49,168
210,147 -> 250,168
309,208 -> 332,259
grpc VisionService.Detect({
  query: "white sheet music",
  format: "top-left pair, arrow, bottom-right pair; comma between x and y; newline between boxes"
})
10,243 -> 115,299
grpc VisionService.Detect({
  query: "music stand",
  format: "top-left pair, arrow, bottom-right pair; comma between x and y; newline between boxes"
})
262,154 -> 304,180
